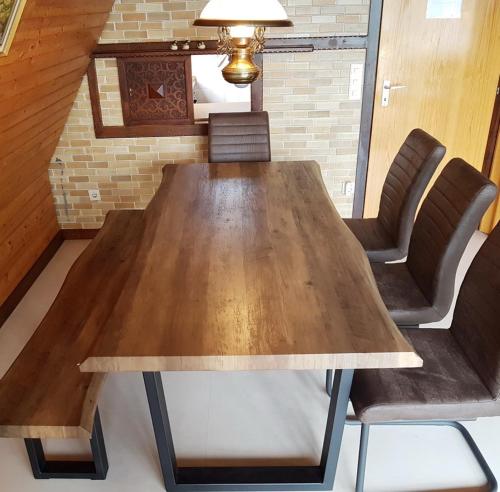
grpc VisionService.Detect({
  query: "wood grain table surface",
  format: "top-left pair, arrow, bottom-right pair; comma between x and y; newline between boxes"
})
79,161 -> 422,373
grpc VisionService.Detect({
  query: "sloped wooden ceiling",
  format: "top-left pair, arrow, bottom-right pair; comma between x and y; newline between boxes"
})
0,0 -> 115,306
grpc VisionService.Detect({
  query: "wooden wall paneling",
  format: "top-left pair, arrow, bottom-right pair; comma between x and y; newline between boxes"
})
0,195 -> 59,304
0,233 -> 63,328
0,173 -> 53,242
0,67 -> 86,118
0,0 -> 115,307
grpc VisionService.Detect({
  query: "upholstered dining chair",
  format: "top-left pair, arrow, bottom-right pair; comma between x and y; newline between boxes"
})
371,158 -> 497,327
349,220 -> 500,492
208,111 -> 271,163
345,129 -> 445,263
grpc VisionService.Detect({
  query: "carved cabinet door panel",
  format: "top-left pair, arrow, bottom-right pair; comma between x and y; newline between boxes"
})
117,56 -> 194,126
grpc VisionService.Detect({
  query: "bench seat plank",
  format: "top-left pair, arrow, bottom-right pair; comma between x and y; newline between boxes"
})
0,210 -> 144,439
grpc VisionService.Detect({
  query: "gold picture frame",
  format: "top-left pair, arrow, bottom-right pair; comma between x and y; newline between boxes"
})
0,0 -> 27,57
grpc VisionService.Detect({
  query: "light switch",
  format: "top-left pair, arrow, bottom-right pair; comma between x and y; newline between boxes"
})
349,64 -> 364,101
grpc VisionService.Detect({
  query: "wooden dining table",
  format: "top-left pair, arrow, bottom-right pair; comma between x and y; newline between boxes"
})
79,160 -> 422,491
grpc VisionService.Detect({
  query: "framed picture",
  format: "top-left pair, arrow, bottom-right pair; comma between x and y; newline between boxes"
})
0,0 -> 27,57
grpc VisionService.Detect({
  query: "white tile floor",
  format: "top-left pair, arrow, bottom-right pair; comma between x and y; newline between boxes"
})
0,235 -> 499,492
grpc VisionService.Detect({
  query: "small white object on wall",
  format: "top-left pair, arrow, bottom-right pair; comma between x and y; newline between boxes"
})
88,189 -> 101,202
349,63 -> 364,101
343,181 -> 355,197
426,0 -> 462,19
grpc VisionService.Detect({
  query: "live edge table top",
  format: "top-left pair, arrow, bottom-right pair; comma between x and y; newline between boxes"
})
79,161 -> 422,373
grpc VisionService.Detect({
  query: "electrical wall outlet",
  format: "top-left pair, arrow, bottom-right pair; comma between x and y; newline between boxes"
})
88,189 -> 101,201
342,181 -> 355,197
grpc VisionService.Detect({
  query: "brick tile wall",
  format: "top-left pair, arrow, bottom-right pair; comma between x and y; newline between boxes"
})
50,0 -> 369,228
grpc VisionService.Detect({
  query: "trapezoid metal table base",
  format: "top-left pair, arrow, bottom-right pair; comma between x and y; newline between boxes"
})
24,408 -> 109,480
143,369 -> 354,492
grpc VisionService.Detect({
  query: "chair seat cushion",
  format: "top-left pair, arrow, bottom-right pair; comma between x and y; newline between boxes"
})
371,262 -> 439,325
344,218 -> 403,263
351,328 -> 500,423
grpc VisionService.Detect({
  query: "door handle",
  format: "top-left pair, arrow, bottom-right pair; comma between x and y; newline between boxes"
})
382,79 -> 407,107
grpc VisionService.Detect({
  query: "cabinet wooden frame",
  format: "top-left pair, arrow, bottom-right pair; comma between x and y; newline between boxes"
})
88,48 -> 263,139
88,57 -> 207,138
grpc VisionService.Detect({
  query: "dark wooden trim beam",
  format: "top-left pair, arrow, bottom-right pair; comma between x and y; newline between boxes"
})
267,36 -> 367,51
92,36 -> 368,59
252,53 -> 264,112
96,123 -> 208,139
88,43 -> 266,138
0,232 -> 64,328
93,41 -> 220,57
352,0 -> 384,218
482,76 -> 500,178
87,59 -> 104,135
62,229 -> 100,240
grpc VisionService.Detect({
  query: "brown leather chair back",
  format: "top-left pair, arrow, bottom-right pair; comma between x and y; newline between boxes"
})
208,111 -> 271,163
407,158 -> 497,319
452,221 -> 500,398
378,129 -> 445,258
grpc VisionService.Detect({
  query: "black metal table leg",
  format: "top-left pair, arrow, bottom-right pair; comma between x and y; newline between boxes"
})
326,369 -> 333,397
321,369 -> 355,487
24,408 -> 109,480
143,372 -> 178,491
143,369 -> 354,492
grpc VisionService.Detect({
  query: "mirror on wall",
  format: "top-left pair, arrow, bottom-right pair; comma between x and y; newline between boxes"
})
192,55 -> 251,121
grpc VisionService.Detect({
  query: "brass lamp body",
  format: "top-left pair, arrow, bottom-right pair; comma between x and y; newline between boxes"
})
193,5 -> 293,86
222,37 -> 260,85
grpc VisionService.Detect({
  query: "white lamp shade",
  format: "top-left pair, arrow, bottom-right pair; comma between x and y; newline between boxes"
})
194,0 -> 293,26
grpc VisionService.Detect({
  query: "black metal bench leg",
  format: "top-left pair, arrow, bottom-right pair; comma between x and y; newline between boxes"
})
24,408 -> 108,480
351,419 -> 498,492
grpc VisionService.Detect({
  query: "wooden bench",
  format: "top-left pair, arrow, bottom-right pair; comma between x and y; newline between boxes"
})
0,210 -> 144,480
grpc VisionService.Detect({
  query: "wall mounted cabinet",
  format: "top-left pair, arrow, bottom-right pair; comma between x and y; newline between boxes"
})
117,56 -> 194,126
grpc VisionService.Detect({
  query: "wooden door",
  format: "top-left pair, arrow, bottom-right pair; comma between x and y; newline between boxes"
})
364,0 -> 500,218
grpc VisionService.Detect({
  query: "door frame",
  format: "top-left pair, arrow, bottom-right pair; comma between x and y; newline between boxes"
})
482,76 -> 500,178
352,0 -> 384,218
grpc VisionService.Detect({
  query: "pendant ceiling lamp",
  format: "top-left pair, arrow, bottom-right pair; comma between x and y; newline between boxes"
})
194,0 -> 293,86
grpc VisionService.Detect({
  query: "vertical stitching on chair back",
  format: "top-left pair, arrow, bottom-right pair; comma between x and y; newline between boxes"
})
452,222 -> 500,398
406,159 -> 497,316
378,129 -> 445,257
